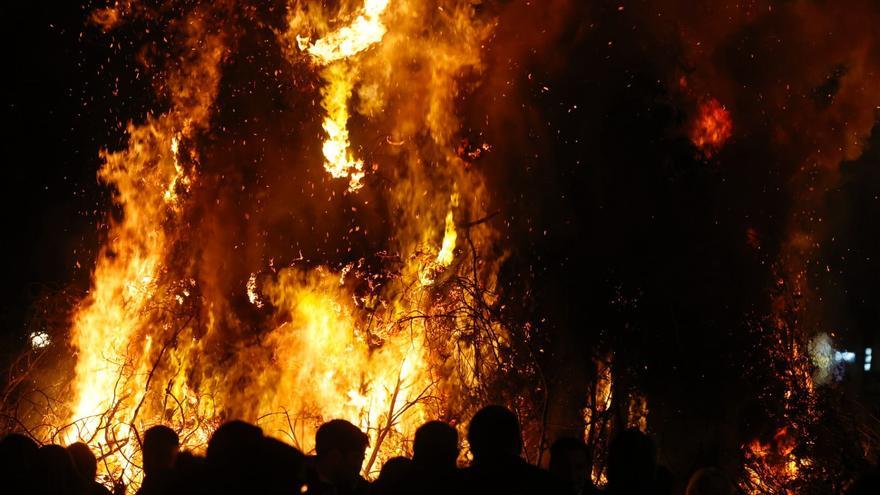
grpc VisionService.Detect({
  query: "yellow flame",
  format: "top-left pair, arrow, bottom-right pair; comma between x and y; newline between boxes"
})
435,192 -> 459,267
742,427 -> 803,494
419,193 -> 459,286
251,268 -> 432,473
301,0 -> 391,191
162,129 -> 193,208
306,0 -> 391,64
63,9 -> 227,484
246,272 -> 263,308
320,64 -> 365,191
53,1 -> 501,488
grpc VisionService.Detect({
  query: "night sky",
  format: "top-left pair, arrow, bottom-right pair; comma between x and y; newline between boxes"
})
3,0 -> 880,489
3,3 -> 109,349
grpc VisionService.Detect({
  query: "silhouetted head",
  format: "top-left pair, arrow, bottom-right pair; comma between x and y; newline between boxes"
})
373,456 -> 413,494
606,428 -> 656,493
413,421 -> 458,471
1,432 -> 39,456
165,451 -> 208,494
142,425 -> 179,476
67,442 -> 98,482
315,419 -> 369,484
205,421 -> 264,493
1,432 -> 39,469
207,420 -> 262,468
685,467 -> 733,495
467,405 -> 522,462
1,434 -> 39,491
549,437 -> 591,495
36,444 -> 82,494
256,437 -> 306,493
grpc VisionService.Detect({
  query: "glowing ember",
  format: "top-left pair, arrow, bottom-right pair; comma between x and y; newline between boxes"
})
626,394 -> 648,432
691,98 -> 732,157
246,273 -> 263,308
29,331 -> 51,349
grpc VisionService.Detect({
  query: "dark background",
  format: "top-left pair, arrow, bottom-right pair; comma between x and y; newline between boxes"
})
3,0 -> 879,487
2,2 -> 108,353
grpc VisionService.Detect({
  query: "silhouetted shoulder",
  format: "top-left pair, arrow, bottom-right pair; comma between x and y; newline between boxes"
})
461,457 -> 566,495
0,433 -> 40,494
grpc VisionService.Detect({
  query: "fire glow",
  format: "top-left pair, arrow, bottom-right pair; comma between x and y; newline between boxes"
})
743,427 -> 807,495
30,0 -> 516,487
691,98 -> 733,157
300,0 -> 393,191
8,1 -> 880,493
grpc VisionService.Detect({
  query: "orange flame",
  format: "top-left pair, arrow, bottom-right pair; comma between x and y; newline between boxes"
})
742,427 -> 807,495
297,0 -> 392,191
50,0 -> 505,489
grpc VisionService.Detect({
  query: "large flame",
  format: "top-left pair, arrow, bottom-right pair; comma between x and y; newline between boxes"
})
297,0 -> 392,191
305,0 -> 391,64
52,0 -> 509,488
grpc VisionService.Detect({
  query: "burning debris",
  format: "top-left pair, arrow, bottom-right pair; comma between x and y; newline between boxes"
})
743,426 -> 805,495
691,98 -> 732,158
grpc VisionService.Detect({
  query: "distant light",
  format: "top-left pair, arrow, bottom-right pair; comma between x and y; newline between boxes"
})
834,351 -> 856,363
29,331 -> 51,349
866,347 -> 873,372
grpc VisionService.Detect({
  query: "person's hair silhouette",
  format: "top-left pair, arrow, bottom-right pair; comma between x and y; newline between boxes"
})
206,420 -> 261,466
67,442 -> 98,482
315,419 -> 369,459
137,425 -> 179,495
204,420 -> 263,494
0,433 -> 40,493
256,436 -> 306,493
467,405 -> 522,462
67,442 -> 112,495
462,405 -> 564,494
605,428 -> 656,495
371,456 -> 412,495
413,421 -> 458,472
314,419 -> 369,476
549,437 -> 592,495
36,444 -> 82,495
311,419 -> 370,494
142,425 -> 179,476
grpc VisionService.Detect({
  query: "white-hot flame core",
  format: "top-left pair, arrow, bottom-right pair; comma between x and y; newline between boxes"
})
307,0 -> 390,64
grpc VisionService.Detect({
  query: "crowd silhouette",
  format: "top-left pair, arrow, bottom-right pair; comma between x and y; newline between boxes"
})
1,405 -> 877,495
